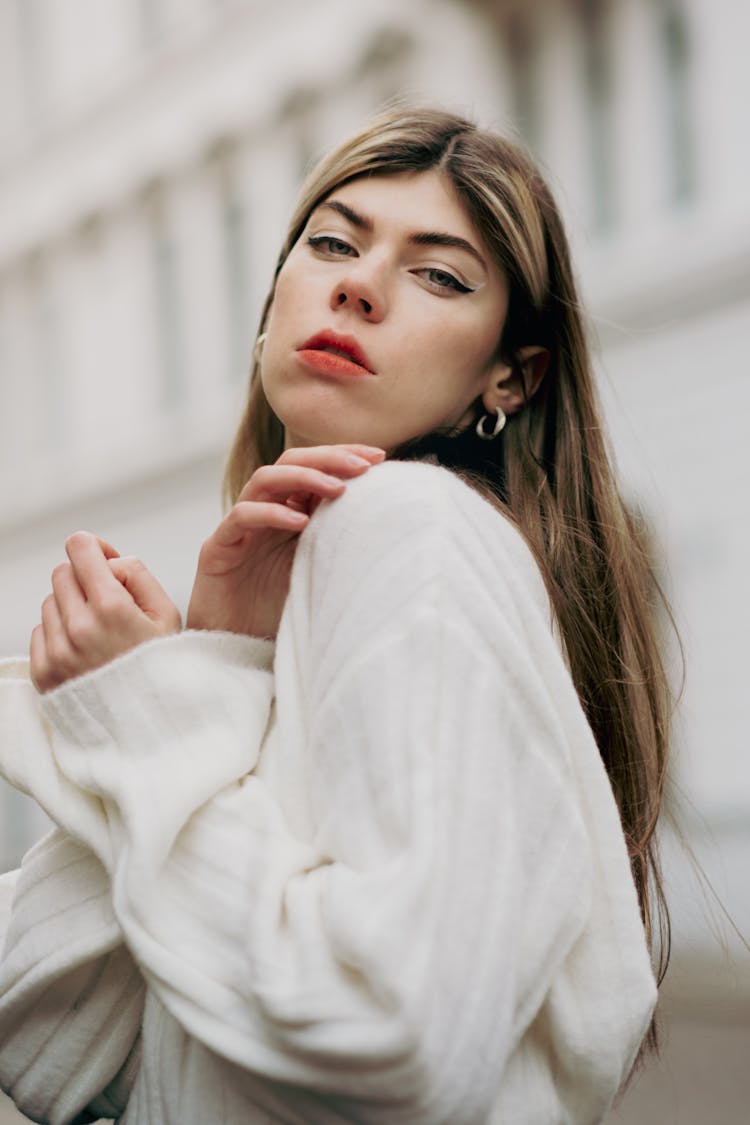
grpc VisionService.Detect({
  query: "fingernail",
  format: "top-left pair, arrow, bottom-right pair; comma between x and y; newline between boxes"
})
345,454 -> 371,468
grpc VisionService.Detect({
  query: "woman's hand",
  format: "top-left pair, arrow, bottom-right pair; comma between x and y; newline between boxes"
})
30,532 -> 182,694
187,444 -> 385,639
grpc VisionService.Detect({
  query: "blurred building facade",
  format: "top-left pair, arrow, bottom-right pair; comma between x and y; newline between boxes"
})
0,0 -> 748,1118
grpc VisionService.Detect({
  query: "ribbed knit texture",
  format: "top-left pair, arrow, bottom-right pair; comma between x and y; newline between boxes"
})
0,460 -> 656,1123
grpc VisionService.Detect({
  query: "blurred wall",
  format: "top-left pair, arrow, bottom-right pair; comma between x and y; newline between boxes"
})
0,0 -> 505,859
0,1 -> 748,1119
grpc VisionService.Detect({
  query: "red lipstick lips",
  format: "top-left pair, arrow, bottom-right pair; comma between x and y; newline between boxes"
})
297,331 -> 375,378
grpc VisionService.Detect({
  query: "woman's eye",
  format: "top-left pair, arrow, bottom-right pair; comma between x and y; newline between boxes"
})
307,235 -> 355,257
420,268 -> 474,294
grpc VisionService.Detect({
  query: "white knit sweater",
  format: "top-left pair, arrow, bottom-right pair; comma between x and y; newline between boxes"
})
0,460 -> 656,1125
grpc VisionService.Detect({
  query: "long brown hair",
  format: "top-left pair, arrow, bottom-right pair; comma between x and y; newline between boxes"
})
225,106 -> 674,1052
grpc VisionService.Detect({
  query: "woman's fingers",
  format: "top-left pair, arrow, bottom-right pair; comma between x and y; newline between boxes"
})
108,556 -> 182,630
276,444 -> 385,472
64,531 -> 124,603
238,465 -> 347,505
62,542 -> 182,633
225,446 -> 387,547
212,502 -> 309,550
232,444 -> 386,511
35,593 -> 76,690
30,623 -> 63,693
41,593 -> 69,660
95,537 -> 121,560
30,535 -> 178,692
51,562 -> 87,632
189,445 -> 385,636
29,625 -> 47,691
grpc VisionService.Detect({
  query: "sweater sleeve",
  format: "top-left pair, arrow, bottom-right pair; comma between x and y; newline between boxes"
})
38,463 -> 595,1123
0,662 -> 145,1124
0,831 -> 144,1125
0,635 -> 274,1124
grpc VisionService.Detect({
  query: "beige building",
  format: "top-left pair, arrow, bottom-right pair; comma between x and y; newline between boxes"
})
0,1 -> 747,1121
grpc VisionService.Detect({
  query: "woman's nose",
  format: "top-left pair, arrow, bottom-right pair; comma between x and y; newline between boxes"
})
330,263 -> 386,322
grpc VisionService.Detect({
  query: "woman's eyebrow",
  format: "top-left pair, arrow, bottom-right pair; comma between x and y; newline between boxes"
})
317,199 -> 372,230
314,199 -> 488,271
410,231 -> 487,271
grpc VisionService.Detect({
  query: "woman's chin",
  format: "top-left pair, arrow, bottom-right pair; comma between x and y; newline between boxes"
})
283,427 -> 385,451
279,412 -> 388,451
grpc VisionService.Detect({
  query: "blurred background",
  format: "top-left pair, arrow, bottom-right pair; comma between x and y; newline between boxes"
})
0,1 -> 747,1122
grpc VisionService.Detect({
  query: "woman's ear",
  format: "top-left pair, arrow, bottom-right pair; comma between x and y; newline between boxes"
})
483,346 -> 550,415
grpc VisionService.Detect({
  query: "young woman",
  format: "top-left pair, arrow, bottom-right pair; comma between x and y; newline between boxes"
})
0,107 -> 671,1123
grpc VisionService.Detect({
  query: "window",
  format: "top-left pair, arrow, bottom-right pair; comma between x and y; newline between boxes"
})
657,0 -> 694,203
14,0 -> 43,121
138,0 -> 164,48
31,258 -> 66,451
0,289 -> 6,461
150,201 -> 185,410
506,11 -> 541,148
580,0 -> 616,232
221,179 -> 251,381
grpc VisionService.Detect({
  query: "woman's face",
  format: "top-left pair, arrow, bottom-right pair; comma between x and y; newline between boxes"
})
261,169 -> 510,452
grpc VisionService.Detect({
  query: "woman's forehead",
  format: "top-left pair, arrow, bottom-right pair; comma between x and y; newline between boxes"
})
320,169 -> 474,233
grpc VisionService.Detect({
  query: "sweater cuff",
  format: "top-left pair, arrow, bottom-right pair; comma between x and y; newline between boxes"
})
39,631 -> 276,848
42,628 -> 274,726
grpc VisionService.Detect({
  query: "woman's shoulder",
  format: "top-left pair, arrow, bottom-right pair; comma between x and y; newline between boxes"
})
329,456 -> 504,513
308,458 -> 531,561
296,458 -> 552,627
